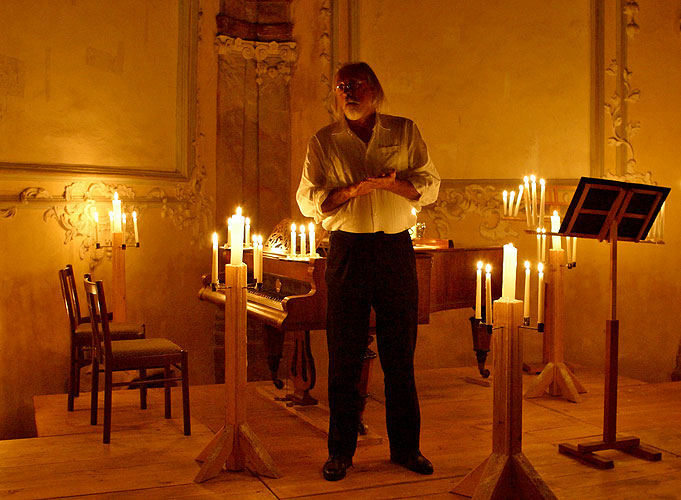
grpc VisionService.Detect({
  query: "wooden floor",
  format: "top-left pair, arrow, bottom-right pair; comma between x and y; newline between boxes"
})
3,366 -> 681,499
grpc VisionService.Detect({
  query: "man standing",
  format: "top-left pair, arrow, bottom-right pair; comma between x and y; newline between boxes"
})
296,62 -> 440,481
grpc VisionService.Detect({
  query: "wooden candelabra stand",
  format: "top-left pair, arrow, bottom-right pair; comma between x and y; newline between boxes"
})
452,299 -> 558,500
194,263 -> 281,482
111,232 -> 127,321
524,248 -> 586,402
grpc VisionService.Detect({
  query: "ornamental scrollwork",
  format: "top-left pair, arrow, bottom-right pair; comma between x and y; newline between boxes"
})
422,183 -> 518,241
215,36 -> 297,86
605,59 -> 640,175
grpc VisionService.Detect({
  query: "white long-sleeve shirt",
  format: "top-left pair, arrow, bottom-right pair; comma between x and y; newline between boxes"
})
296,113 -> 441,234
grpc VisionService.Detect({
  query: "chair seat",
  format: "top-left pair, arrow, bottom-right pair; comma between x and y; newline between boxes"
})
111,338 -> 184,359
75,322 -> 144,343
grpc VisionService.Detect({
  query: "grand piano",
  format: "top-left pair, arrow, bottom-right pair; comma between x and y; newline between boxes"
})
199,235 -> 502,408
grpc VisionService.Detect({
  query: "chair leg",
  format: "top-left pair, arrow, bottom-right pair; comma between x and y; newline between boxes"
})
68,345 -> 78,411
90,359 -> 99,425
181,351 -> 191,436
139,368 -> 147,409
103,369 -> 112,444
164,365 -> 172,419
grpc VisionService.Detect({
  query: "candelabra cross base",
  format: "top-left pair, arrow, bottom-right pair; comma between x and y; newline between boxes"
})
558,436 -> 661,470
524,361 -> 586,403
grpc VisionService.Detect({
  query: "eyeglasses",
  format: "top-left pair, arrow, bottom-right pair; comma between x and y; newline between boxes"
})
335,80 -> 366,94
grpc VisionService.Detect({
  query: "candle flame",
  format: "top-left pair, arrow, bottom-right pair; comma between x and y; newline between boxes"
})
291,223 -> 296,231
245,217 -> 250,224
132,210 -> 137,220
93,211 -> 99,223
300,224 -> 305,233
309,222 -> 314,232
411,207 -> 417,216
538,262 -> 544,273
524,176 -> 529,183
503,190 -> 507,196
524,261 -> 530,270
212,232 -> 218,244
253,234 -> 257,243
485,264 -> 492,273
530,174 -> 536,182
258,235 -> 263,244
236,206 -> 242,216
114,192 -> 119,201
553,210 -> 559,217
540,178 -> 545,186
537,227 -> 541,234
542,228 -> 546,234
477,260 -> 483,270
122,213 -> 126,223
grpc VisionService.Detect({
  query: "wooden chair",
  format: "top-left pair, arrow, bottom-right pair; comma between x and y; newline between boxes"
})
83,276 -> 191,443
59,265 -> 146,411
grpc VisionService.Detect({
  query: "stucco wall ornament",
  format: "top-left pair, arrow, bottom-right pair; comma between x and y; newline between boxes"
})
422,183 -> 518,241
605,59 -> 640,175
215,36 -> 297,84
320,0 -> 334,116
623,1 -> 640,38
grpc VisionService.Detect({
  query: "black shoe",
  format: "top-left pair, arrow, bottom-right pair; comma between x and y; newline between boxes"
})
390,451 -> 434,475
322,455 -> 353,481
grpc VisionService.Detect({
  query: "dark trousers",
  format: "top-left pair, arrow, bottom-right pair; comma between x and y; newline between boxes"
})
325,230 -> 421,459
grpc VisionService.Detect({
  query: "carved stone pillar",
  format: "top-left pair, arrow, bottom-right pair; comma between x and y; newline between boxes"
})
215,35 -> 296,237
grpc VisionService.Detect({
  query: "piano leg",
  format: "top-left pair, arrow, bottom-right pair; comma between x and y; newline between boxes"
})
286,330 -> 318,406
264,325 -> 285,389
358,334 -> 377,435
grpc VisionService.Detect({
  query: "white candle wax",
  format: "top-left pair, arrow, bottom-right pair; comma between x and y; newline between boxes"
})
514,184 -> 523,216
112,192 -> 122,233
485,264 -> 492,325
572,236 -> 577,264
551,210 -> 562,249
132,210 -> 139,244
245,217 -> 250,246
212,232 -> 219,284
227,217 -> 232,248
509,190 -> 515,217
475,261 -> 482,320
523,261 -> 531,318
502,190 -> 508,216
410,207 -> 417,238
541,228 -> 547,262
536,228 -> 541,262
309,222 -> 316,257
253,235 -> 260,284
566,236 -> 572,263
230,207 -> 244,265
290,224 -> 297,257
257,235 -> 264,282
523,177 -> 531,227
501,243 -> 517,301
537,263 -> 545,324
539,178 -> 545,229
93,210 -> 99,245
530,175 -> 537,227
121,213 -> 127,242
300,224 -> 306,256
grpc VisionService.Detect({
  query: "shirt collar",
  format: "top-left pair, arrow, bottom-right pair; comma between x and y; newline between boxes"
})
332,113 -> 390,136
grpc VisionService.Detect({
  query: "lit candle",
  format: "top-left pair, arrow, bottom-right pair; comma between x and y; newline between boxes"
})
523,261 -> 531,319
93,210 -> 99,246
501,243 -> 517,301
121,213 -> 127,242
227,217 -> 232,248
410,207 -> 417,238
508,190 -> 516,217
541,228 -> 547,262
300,224 -> 306,256
502,190 -> 508,216
485,264 -> 492,325
290,223 -> 297,257
245,217 -> 250,246
132,211 -> 139,245
523,176 -> 531,227
112,192 -> 122,233
566,236 -> 572,264
475,261 -> 483,320
514,184 -> 523,216
551,210 -> 562,249
537,263 -> 545,324
572,236 -> 577,265
230,207 -> 244,265
257,235 -> 264,283
539,178 -> 545,229
530,174 -> 537,227
309,222 -> 316,257
212,232 -> 219,285
253,235 -> 260,284
536,227 -> 541,262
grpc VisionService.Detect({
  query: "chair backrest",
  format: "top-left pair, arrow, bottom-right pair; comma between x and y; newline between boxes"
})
64,264 -> 86,323
83,276 -> 113,365
59,265 -> 81,333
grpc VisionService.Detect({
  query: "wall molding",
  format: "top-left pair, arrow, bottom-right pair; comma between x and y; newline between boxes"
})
215,36 -> 297,84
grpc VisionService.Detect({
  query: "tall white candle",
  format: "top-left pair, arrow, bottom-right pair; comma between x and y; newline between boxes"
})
536,227 -> 541,262
566,236 -> 572,263
245,217 -> 250,246
121,213 -> 127,242
501,243 -> 517,300
508,190 -> 515,217
551,210 -> 562,249
530,174 -> 537,227
132,210 -> 139,245
227,217 -> 232,248
290,223 -> 297,257
485,264 -> 492,325
523,177 -> 531,227
299,224 -> 306,256
502,190 -> 508,216
475,261 -> 483,320
539,178 -> 546,229
523,261 -> 531,319
93,210 -> 99,245
212,232 -> 219,284
309,222 -> 316,257
541,228 -> 547,262
112,192 -> 122,233
230,207 -> 244,265
537,263 -> 545,324
514,184 -> 523,216
257,235 -> 264,282
572,236 -> 577,264
253,235 -> 260,284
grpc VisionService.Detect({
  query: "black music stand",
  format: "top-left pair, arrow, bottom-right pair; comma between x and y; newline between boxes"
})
557,176 -> 669,469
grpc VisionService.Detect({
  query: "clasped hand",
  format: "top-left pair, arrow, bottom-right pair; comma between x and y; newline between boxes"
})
350,170 -> 396,197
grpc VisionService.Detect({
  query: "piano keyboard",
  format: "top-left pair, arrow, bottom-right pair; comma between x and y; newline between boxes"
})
247,288 -> 285,311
